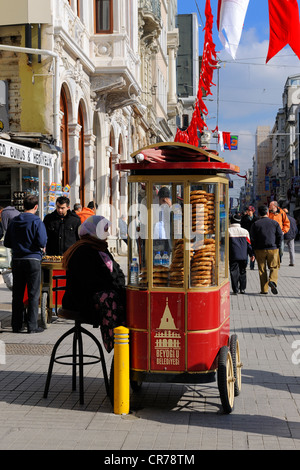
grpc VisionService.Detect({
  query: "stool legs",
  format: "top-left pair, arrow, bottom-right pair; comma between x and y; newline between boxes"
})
79,325 -> 110,395
43,326 -> 76,400
44,322 -> 109,405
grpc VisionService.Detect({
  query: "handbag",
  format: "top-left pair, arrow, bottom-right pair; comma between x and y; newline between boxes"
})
93,290 -> 125,353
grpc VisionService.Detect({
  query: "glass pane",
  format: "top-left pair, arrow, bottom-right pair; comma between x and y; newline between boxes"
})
152,183 -> 184,287
189,184 -> 216,287
219,183 -> 227,282
128,182 -> 147,286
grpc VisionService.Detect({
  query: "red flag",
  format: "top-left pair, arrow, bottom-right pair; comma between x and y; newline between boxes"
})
174,0 -> 217,146
267,0 -> 300,62
222,132 -> 231,150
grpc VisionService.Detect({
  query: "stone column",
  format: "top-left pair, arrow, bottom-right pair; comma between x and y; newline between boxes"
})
84,132 -> 96,203
68,122 -> 81,206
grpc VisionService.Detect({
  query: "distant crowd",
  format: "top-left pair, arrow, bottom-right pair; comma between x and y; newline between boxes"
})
229,203 -> 298,296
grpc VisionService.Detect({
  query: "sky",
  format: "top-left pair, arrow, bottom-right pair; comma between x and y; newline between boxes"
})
177,0 -> 300,200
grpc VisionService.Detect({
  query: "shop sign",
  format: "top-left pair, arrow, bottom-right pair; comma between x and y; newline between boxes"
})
0,138 -> 54,168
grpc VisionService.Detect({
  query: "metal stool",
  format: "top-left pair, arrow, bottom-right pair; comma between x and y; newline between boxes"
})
43,278 -> 109,404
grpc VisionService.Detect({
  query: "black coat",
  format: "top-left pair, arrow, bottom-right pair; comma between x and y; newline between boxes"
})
250,217 -> 283,250
241,214 -> 258,233
43,210 -> 81,255
62,244 -> 126,324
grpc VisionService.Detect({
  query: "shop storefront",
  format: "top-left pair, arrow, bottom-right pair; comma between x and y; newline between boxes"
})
0,138 -> 55,219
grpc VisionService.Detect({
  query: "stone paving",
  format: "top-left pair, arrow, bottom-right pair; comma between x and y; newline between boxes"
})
0,244 -> 300,451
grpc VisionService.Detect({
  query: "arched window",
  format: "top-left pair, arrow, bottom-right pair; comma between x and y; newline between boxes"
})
60,88 -> 69,187
95,0 -> 113,33
78,103 -> 85,206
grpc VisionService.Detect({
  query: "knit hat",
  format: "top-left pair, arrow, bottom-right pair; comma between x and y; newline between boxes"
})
78,215 -> 111,240
231,214 -> 241,223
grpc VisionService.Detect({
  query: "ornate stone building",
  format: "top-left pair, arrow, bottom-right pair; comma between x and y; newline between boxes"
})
0,0 -> 179,240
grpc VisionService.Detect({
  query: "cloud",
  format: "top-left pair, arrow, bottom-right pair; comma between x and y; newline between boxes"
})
205,26 -> 300,174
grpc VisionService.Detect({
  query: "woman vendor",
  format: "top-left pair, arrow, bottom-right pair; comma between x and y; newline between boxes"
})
62,215 -> 126,353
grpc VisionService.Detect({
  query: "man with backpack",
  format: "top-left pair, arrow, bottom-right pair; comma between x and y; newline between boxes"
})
268,201 -> 290,263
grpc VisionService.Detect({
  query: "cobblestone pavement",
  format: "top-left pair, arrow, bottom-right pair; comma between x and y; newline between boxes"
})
0,244 -> 300,451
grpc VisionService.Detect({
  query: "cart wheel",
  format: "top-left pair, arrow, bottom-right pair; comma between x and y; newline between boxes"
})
40,291 -> 48,329
217,346 -> 235,414
109,357 -> 114,406
230,334 -> 242,396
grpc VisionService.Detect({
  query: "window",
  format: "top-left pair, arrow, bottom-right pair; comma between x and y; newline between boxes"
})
60,88 -> 69,187
95,0 -> 113,33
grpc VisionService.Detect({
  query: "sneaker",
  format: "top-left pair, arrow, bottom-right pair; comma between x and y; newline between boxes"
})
289,264 -> 294,266
232,292 -> 238,295
260,291 -> 268,294
268,281 -> 278,295
240,290 -> 246,294
28,327 -> 44,334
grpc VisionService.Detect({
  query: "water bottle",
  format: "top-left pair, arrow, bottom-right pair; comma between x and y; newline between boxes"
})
154,252 -> 162,266
162,251 -> 169,268
130,258 -> 139,284
133,258 -> 139,284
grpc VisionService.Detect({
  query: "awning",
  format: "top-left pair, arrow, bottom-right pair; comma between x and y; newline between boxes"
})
0,138 -> 54,168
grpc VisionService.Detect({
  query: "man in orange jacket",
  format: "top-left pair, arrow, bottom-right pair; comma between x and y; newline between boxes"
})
268,201 -> 290,262
77,201 -> 98,224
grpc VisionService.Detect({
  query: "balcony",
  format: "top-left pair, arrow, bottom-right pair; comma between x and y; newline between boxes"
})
54,0 -> 91,64
139,0 -> 161,41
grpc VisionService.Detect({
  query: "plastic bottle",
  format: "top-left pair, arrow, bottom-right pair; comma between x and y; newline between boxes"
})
162,251 -> 169,268
130,258 -> 139,284
154,252 -> 162,266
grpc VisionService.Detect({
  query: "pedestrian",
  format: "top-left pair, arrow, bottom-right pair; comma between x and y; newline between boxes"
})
4,195 -> 47,333
43,196 -> 81,255
77,201 -> 98,224
153,186 -> 172,256
72,203 -> 82,215
62,215 -> 126,353
268,201 -> 290,262
228,214 -> 254,295
118,214 -> 128,244
241,205 -> 258,270
1,204 -> 20,266
250,205 -> 283,295
283,208 -> 298,266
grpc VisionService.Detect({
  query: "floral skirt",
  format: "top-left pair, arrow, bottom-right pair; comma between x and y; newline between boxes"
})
93,291 -> 125,353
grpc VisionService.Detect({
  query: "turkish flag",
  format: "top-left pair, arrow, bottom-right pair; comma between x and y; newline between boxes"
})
267,0 -> 300,62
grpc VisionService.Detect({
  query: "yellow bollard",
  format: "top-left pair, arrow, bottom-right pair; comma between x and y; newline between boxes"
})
113,326 -> 130,415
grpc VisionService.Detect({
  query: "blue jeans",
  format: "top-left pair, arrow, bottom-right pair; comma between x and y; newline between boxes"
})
12,259 -> 41,331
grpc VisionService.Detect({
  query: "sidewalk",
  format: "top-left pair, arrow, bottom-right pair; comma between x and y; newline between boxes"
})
0,245 -> 300,450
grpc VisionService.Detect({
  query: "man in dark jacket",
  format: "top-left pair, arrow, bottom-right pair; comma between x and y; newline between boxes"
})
283,208 -> 298,266
4,195 -> 47,333
229,214 -> 254,294
43,196 -> 81,255
241,205 -> 258,270
250,205 -> 283,295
